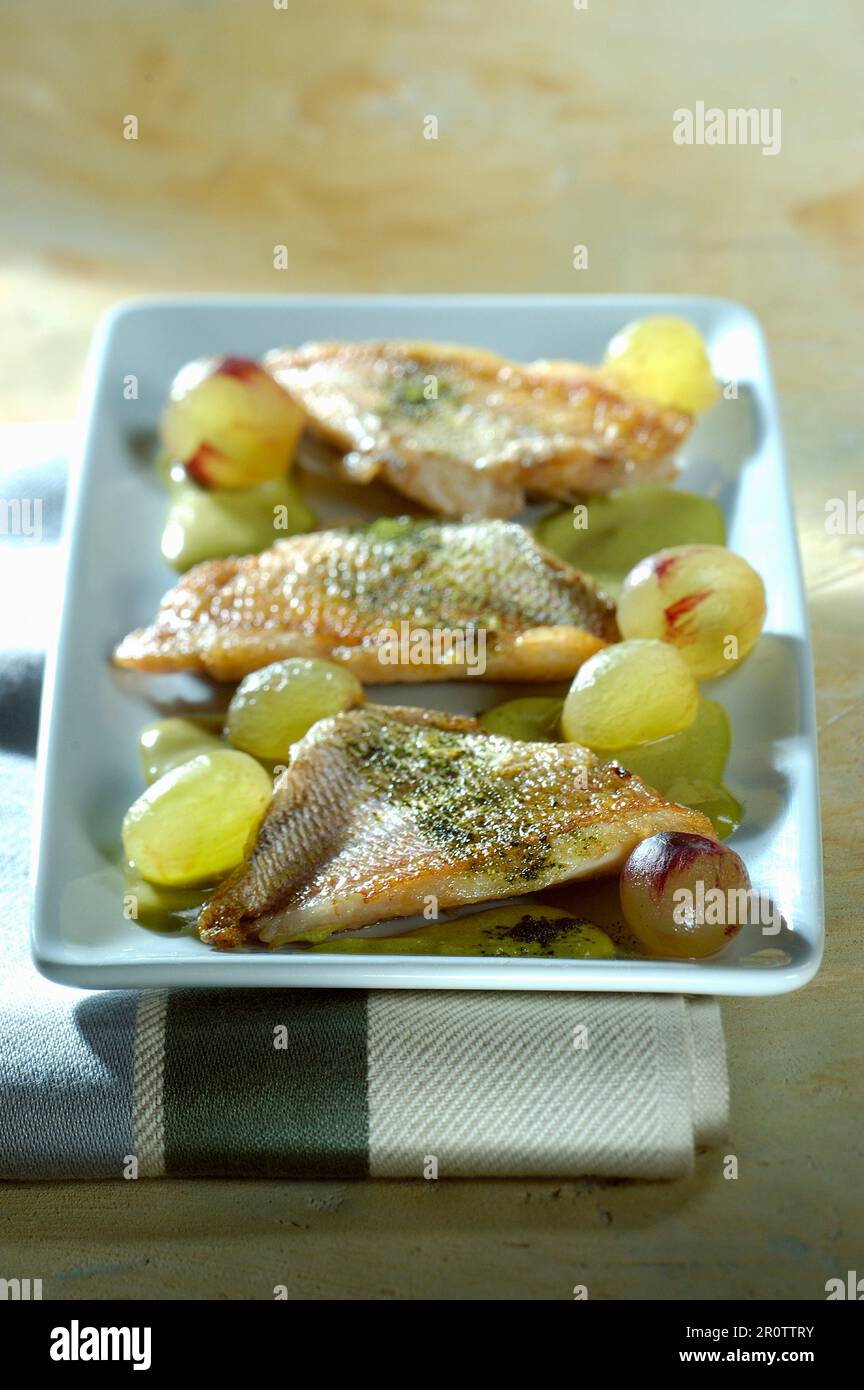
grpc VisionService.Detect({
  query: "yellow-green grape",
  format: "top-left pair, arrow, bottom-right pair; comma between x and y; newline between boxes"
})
534,486 -> 725,595
603,315 -> 720,414
479,697 -> 563,742
617,544 -> 766,679
139,717 -> 224,785
313,904 -> 615,958
227,658 -> 364,760
561,639 -> 699,750
122,749 -> 272,887
620,831 -> 751,958
161,356 -> 305,489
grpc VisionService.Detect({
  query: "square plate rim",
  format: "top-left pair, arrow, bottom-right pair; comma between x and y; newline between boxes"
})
30,293 -> 825,994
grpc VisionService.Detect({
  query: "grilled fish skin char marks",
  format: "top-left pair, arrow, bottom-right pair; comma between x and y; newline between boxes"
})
198,705 -> 716,949
266,340 -> 693,518
113,517 -> 618,683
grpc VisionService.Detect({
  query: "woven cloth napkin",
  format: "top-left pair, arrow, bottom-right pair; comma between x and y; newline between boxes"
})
0,428 -> 729,1180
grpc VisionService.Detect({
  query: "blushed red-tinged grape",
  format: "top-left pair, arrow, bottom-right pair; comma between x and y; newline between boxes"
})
617,544 -> 766,679
161,356 -> 305,488
561,639 -> 699,749
620,830 -> 751,958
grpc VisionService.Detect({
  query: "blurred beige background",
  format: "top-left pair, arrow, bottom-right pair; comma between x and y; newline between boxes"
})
1,0 -> 862,1299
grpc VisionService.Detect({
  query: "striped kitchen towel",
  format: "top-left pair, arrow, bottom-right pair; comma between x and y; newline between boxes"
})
0,429 -> 729,1180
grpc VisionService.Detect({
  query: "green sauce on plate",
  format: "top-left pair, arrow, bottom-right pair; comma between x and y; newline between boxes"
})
312,904 -> 615,958
477,695 -> 743,839
604,699 -> 742,838
161,472 -> 316,571
535,486 -> 725,595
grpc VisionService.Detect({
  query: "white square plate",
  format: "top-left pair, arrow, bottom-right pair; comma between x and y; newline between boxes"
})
31,295 -> 824,993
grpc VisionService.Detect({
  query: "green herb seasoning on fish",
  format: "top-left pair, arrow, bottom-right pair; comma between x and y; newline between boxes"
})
197,704 -> 715,949
113,517 -> 618,683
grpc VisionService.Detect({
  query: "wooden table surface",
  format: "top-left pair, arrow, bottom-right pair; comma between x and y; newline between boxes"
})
1,0 -> 861,1300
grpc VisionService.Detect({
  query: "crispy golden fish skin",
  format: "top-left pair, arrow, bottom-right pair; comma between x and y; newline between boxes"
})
113,517 -> 618,682
266,341 -> 692,517
198,705 -> 716,950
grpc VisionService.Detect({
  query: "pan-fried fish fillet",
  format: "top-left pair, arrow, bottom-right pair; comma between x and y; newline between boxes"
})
266,341 -> 693,517
113,517 -> 618,682
199,705 -> 715,948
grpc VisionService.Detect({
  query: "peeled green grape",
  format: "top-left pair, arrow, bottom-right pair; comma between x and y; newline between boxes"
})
620,831 -> 751,958
603,316 -> 719,414
534,486 -> 725,595
312,904 -> 615,958
479,697 -> 563,742
617,544 -> 766,679
122,749 -> 272,887
161,356 -> 304,488
139,717 -> 224,785
227,658 -> 364,760
561,639 -> 699,750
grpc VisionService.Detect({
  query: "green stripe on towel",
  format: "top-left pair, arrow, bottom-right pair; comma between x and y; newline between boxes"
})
162,990 -> 368,1178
